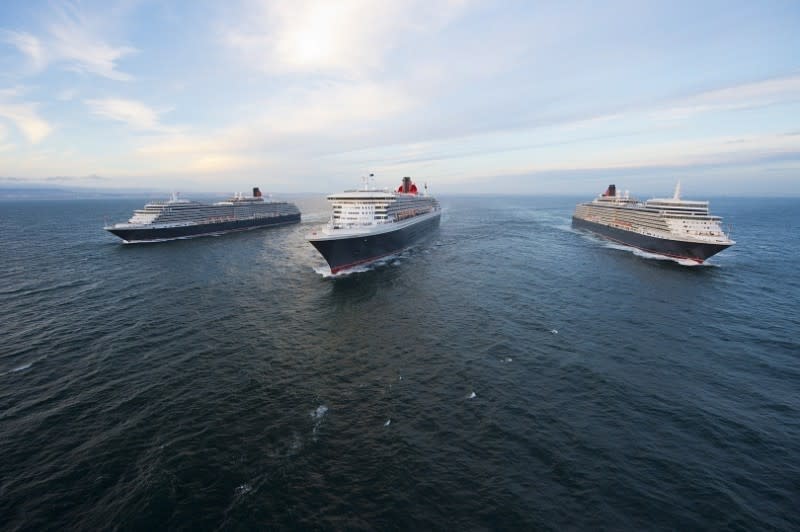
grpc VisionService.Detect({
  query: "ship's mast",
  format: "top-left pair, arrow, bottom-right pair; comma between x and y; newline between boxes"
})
673,181 -> 681,200
361,173 -> 375,191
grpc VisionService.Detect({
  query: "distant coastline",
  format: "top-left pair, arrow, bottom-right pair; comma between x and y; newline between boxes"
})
2,182 -> 799,201
0,185 -> 325,201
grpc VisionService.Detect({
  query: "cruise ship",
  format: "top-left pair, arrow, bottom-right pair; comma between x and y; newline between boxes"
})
307,176 -> 441,273
572,183 -> 734,263
105,187 -> 301,243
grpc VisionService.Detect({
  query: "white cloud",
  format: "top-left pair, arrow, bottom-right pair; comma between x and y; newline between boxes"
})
651,75 -> 800,121
133,129 -> 254,175
85,98 -> 168,130
2,31 -> 47,71
0,100 -> 52,144
261,82 -> 415,135
2,4 -> 136,81
225,0 -> 469,76
134,80 -> 415,174
463,133 -> 800,182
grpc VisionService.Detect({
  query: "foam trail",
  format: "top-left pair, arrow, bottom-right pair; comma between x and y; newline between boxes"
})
312,249 -> 414,278
631,248 -> 703,266
11,362 -> 32,373
311,404 -> 328,441
235,483 -> 252,496
602,242 -> 705,267
312,259 -> 391,278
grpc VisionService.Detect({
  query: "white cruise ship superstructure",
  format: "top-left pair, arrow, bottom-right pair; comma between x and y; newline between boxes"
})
307,176 -> 441,273
105,187 -> 300,243
572,183 -> 734,263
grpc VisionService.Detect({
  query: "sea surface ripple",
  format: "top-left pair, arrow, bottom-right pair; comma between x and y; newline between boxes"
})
1,195 -> 798,530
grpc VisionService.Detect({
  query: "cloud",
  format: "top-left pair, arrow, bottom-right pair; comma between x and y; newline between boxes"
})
133,131 -> 256,175
261,82 -> 415,135
456,133 -> 800,185
224,0 -> 469,76
2,3 -> 136,81
651,75 -> 800,121
134,80 -> 415,174
0,122 -> 12,151
0,100 -> 52,143
85,98 -> 169,131
2,31 -> 47,71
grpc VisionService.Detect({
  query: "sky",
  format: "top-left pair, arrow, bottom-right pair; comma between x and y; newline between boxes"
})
0,0 -> 799,196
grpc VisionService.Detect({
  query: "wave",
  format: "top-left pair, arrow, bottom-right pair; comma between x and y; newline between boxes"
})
312,253 -> 406,278
600,242 -> 705,267
575,229 -> 713,267
10,362 -> 32,373
311,404 -> 328,441
1,354 -> 48,376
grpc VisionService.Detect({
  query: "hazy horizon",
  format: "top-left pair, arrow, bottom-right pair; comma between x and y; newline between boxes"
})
2,181 -> 798,200
1,1 -> 799,195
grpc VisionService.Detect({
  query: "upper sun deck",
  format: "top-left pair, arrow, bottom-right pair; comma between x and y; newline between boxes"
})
322,176 -> 438,230
644,182 -> 710,215
583,182 -> 718,222
592,195 -> 639,206
326,189 -> 396,201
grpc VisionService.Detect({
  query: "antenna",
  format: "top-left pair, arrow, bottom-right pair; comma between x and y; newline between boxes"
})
361,173 -> 375,191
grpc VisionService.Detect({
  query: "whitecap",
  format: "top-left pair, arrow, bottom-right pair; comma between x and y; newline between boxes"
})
504,357 -> 513,363
235,483 -> 252,496
11,362 -> 32,373
550,329 -> 558,335
600,241 -> 706,266
312,248 -> 418,278
312,261 -> 382,278
311,405 -> 328,419
384,419 -> 391,427
631,248 -> 704,266
468,391 -> 476,399
311,405 -> 328,441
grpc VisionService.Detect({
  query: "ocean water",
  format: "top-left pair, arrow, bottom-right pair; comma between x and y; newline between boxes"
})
1,195 -> 798,530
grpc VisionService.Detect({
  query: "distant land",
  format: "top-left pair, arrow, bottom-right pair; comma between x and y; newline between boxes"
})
0,184 -> 164,200
0,183 -> 326,201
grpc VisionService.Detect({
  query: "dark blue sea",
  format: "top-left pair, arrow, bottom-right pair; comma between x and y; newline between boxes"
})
1,195 -> 798,530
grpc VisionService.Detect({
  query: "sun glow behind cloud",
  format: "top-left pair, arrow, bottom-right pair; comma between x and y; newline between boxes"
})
0,0 -> 798,194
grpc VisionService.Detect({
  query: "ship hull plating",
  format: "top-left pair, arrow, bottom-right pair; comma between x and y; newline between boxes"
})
572,216 -> 730,263
107,213 -> 300,243
309,213 -> 441,273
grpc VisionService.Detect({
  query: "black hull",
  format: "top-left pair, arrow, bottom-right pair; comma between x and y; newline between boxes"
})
107,214 -> 301,243
309,213 -> 441,273
572,216 -> 731,263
